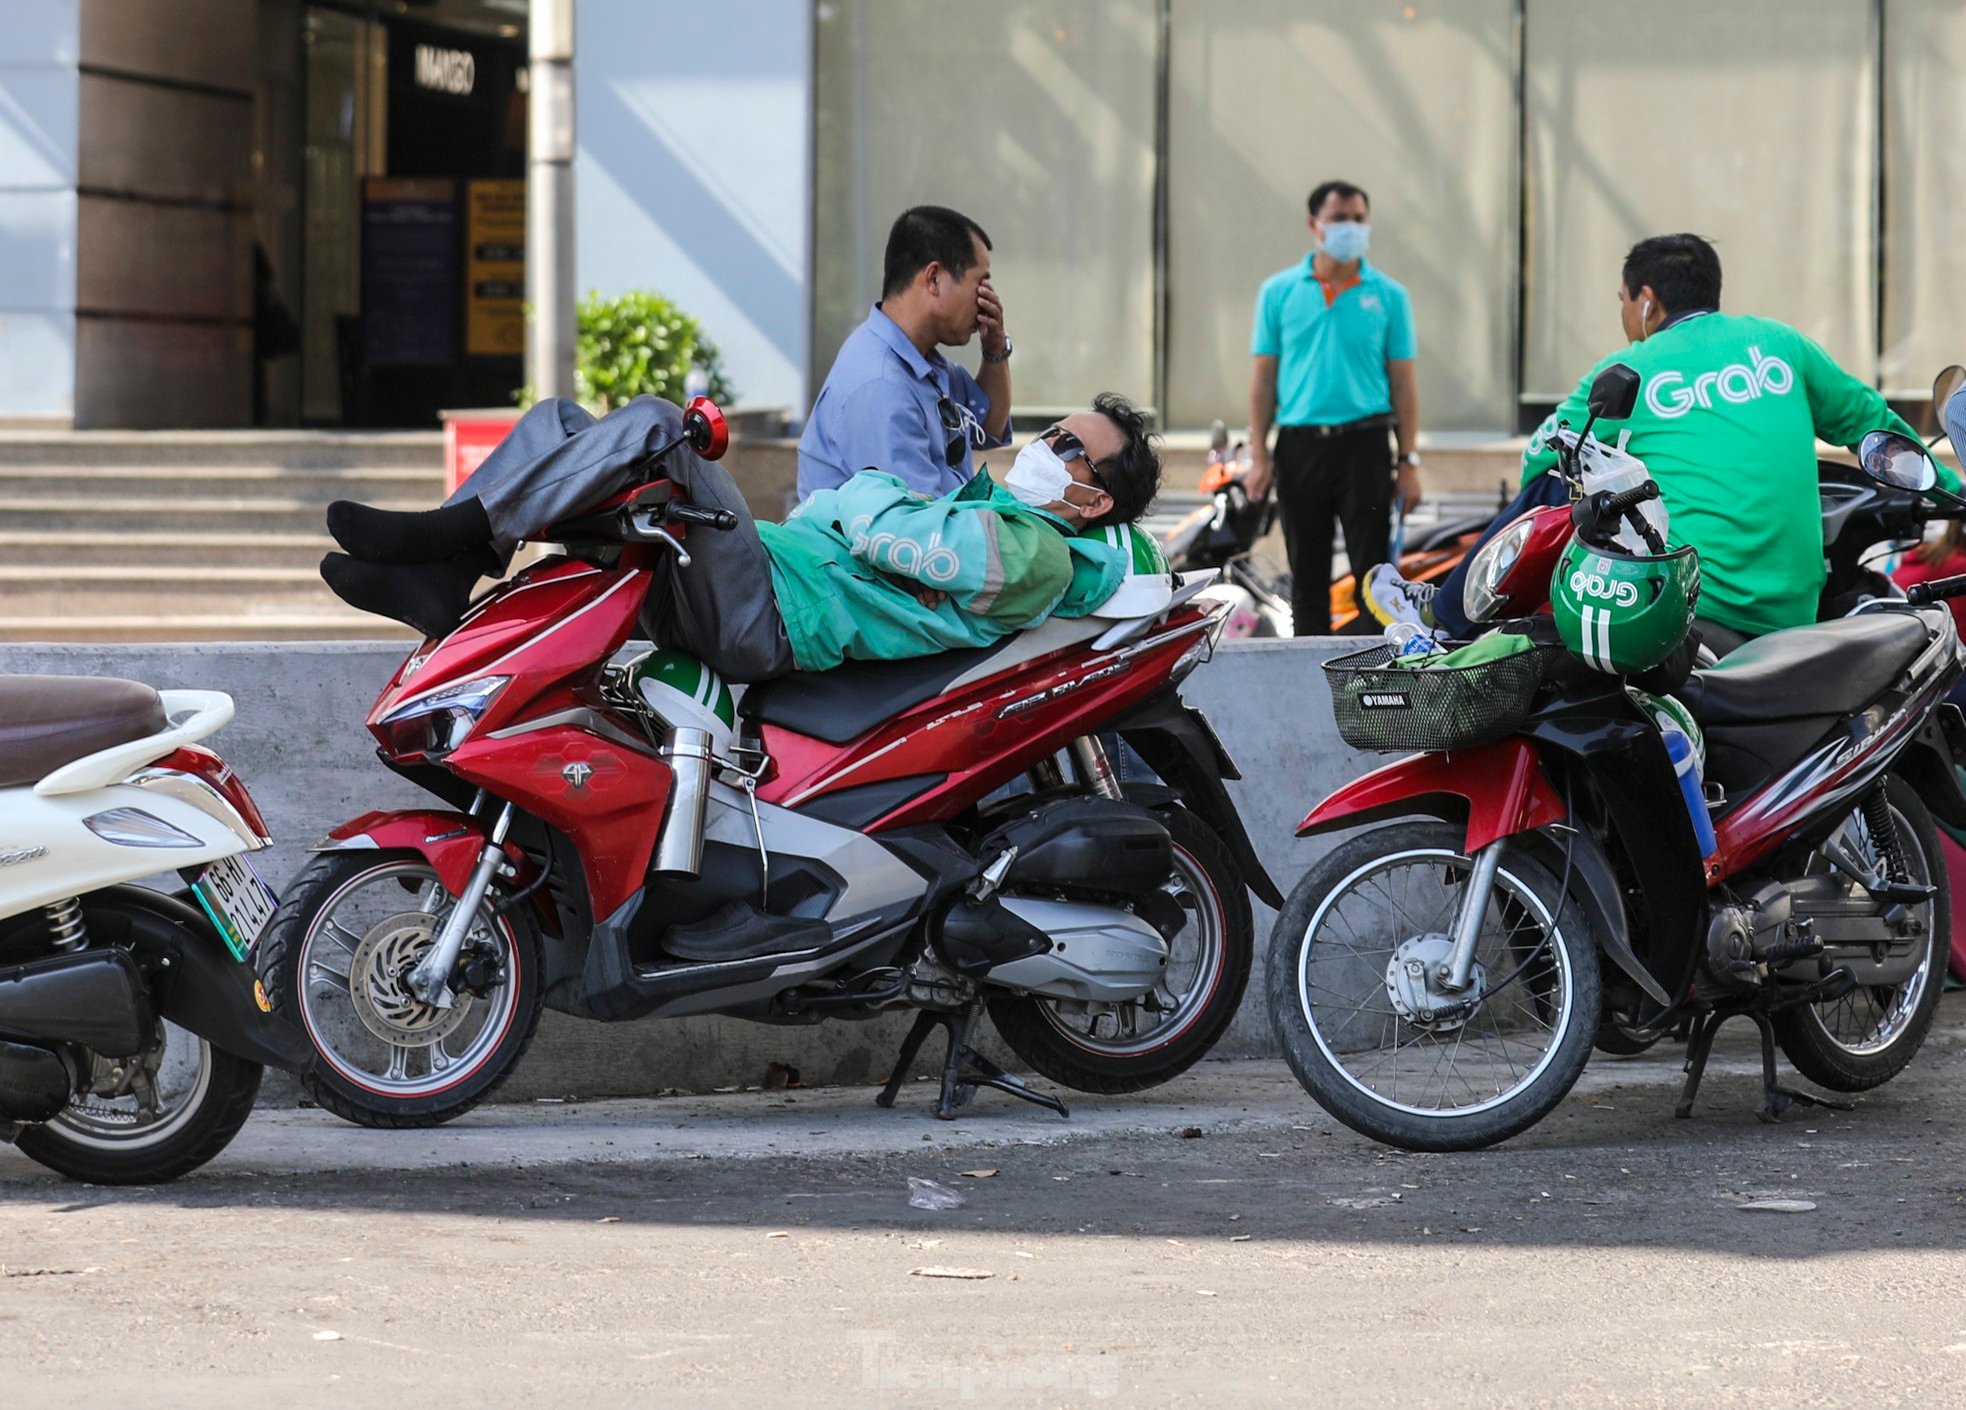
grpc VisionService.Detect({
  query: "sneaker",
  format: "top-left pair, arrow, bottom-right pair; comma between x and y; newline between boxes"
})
1362,563 -> 1438,630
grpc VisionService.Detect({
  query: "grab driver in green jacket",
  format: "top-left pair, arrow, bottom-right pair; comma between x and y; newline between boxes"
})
321,391 -> 1167,681
1369,233 -> 1959,647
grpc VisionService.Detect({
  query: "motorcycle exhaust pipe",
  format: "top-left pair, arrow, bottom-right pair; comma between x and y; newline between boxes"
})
0,949 -> 154,1058
652,726 -> 714,877
0,1038 -> 80,1124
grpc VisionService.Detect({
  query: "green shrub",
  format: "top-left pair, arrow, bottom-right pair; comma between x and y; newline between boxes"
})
570,289 -> 737,411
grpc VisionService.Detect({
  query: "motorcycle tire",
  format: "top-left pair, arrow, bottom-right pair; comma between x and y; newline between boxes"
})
987,807 -> 1252,1094
1774,773 -> 1950,1092
1266,821 -> 1601,1152
259,851 -> 544,1129
14,1030 -> 261,1186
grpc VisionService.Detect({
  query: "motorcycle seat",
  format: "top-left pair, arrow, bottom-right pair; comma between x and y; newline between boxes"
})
0,676 -> 169,789
739,616 -> 1112,745
1676,614 -> 1930,727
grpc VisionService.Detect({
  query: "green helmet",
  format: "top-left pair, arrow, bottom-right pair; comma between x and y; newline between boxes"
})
1549,538 -> 1700,674
1085,521 -> 1174,618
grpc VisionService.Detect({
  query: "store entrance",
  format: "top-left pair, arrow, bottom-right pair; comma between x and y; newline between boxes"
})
300,3 -> 527,428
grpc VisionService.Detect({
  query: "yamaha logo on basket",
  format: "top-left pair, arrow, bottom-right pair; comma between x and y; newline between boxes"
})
1359,691 -> 1411,710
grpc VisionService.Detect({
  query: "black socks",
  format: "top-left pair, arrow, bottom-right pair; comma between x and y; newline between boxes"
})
326,497 -> 494,566
320,552 -> 486,640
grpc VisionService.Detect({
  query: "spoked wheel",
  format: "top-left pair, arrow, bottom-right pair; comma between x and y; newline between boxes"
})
14,1019 -> 262,1185
258,853 -> 543,1127
1266,821 -> 1601,1151
1775,774 -> 1949,1091
988,807 -> 1253,1094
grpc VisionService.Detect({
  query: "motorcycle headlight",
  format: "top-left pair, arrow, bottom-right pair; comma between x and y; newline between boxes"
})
1463,517 -> 1538,624
376,676 -> 510,759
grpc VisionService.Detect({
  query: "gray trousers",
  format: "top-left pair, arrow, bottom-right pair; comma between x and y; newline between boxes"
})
449,395 -> 795,683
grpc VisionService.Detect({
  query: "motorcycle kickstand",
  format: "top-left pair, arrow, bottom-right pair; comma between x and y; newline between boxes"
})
1748,1010 -> 1853,1124
874,1004 -> 1069,1122
1674,1009 -> 1724,1120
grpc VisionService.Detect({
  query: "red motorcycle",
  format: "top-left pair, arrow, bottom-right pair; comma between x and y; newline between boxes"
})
1266,365 -> 1966,1150
261,402 -> 1280,1124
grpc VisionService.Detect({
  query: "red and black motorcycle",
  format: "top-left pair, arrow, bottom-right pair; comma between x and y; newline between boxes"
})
1266,366 -> 1966,1151
261,402 -> 1280,1125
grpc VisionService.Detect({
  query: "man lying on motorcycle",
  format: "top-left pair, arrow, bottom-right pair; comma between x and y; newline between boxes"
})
319,391 -> 1166,682
1366,232 -> 1959,650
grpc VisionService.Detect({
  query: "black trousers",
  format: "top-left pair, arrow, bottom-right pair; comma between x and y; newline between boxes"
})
1273,423 -> 1395,635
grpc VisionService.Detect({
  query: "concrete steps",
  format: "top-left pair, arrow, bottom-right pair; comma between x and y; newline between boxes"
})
0,433 -> 444,640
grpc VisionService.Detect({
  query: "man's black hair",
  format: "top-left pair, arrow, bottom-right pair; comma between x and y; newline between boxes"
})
1085,391 -> 1161,529
1307,180 -> 1370,218
882,206 -> 992,298
1622,233 -> 1722,314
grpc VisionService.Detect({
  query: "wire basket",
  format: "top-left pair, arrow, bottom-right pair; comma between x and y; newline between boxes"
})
1324,640 -> 1561,753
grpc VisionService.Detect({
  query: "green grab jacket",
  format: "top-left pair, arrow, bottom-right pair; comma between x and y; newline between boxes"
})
758,470 -> 1128,672
1522,311 -> 1958,636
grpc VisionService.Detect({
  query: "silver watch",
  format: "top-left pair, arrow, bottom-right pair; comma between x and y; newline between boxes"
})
982,337 -> 1013,365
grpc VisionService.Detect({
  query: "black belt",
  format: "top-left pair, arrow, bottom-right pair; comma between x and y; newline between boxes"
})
1282,414 -> 1394,439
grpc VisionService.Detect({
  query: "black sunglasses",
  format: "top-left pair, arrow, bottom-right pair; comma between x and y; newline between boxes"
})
1039,425 -> 1112,494
937,396 -> 987,468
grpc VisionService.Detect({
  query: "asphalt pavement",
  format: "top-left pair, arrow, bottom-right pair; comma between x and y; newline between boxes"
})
4,995 -> 1965,1409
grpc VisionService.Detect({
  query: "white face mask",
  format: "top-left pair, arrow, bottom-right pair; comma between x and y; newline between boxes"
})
1319,221 -> 1371,262
1005,438 -> 1080,509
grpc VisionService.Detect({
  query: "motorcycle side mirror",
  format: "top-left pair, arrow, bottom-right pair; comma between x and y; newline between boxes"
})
1858,429 -> 1937,493
682,396 -> 730,460
1587,363 -> 1641,421
1933,364 -> 1966,412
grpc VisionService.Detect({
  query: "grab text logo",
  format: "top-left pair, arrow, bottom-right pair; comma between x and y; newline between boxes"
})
1568,569 -> 1639,607
848,516 -> 962,584
1645,345 -> 1794,419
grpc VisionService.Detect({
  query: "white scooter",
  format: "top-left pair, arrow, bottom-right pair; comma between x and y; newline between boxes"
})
0,675 -> 308,1183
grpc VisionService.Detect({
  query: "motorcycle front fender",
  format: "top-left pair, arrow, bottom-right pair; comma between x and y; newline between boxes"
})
315,808 -> 508,898
1295,737 -> 1567,854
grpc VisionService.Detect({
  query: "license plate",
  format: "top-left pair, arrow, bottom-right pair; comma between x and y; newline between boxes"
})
193,854 -> 279,962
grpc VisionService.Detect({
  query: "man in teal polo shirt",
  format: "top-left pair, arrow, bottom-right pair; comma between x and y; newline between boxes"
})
1245,180 -> 1421,634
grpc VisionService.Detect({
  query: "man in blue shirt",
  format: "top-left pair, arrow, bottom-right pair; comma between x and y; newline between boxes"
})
798,206 -> 1014,500
1244,180 -> 1421,634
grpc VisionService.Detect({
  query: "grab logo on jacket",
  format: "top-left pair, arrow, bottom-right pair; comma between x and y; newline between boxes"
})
1645,346 -> 1795,419
848,516 -> 963,584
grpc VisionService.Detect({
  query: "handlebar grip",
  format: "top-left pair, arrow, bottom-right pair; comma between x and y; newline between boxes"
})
1907,576 -> 1966,605
668,504 -> 739,531
1602,483 -> 1660,515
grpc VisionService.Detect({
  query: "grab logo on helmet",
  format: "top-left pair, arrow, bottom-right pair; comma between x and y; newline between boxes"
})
1645,346 -> 1795,419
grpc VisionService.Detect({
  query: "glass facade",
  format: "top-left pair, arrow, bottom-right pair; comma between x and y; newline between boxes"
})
813,0 -> 1955,433
1165,0 -> 1516,430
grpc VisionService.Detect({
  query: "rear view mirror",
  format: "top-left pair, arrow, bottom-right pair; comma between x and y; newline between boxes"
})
682,396 -> 729,460
1858,429 -> 1937,492
1587,363 -> 1641,421
1933,365 -> 1966,411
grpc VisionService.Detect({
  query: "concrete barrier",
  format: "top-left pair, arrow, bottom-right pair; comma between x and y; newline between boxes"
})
0,637 -> 1383,1100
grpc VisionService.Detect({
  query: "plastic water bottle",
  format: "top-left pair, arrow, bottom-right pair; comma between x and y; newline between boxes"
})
1385,622 -> 1442,660
1663,728 -> 1717,861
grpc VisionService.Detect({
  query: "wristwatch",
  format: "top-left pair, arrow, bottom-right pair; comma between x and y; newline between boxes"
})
1398,452 -> 1421,467
983,338 -> 1013,365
